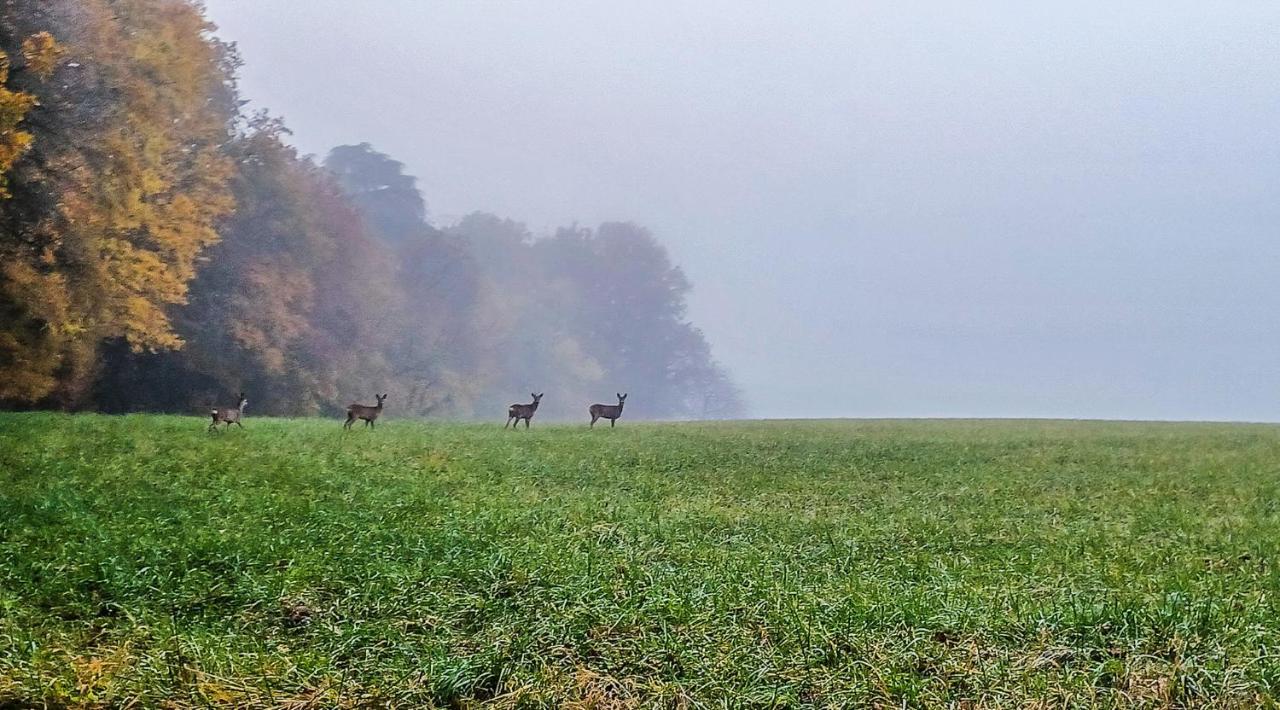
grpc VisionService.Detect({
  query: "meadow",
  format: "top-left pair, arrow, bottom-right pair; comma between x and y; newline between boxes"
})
2,413 -> 1280,707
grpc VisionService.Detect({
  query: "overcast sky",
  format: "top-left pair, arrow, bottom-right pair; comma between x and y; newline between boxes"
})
203,1 -> 1280,420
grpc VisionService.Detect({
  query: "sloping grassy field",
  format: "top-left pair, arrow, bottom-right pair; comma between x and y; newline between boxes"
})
2,414 -> 1280,707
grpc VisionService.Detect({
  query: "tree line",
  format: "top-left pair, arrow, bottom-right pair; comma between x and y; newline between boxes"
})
0,0 -> 743,420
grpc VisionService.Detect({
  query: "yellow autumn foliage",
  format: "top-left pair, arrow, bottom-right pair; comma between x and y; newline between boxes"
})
0,48 -> 36,198
0,0 -> 236,403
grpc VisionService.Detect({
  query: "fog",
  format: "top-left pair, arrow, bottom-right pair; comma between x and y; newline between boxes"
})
203,1 -> 1280,421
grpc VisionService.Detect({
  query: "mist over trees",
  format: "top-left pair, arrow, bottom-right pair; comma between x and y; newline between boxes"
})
0,0 -> 743,420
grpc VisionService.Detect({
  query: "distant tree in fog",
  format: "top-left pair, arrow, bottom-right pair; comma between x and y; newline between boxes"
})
325,143 -> 427,246
537,223 -> 744,419
324,144 -> 744,419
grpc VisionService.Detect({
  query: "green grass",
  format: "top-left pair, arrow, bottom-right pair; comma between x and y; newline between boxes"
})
3,414 -> 1280,707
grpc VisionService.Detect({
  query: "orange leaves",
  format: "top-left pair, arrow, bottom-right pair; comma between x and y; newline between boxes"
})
228,262 -> 316,374
0,0 -> 238,403
54,0 -> 236,354
0,48 -> 37,198
97,237 -> 190,352
0,31 -> 64,195
20,31 -> 62,79
0,259 -> 73,401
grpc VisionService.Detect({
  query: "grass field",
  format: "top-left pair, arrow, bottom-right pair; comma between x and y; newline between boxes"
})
3,414 -> 1280,707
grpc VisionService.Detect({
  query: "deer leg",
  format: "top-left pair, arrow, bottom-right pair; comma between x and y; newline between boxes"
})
505,416 -> 512,429
610,418 -> 616,428
235,420 -> 244,429
524,417 -> 530,429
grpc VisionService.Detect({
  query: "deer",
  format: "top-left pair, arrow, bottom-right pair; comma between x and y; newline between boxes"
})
589,393 -> 627,428
506,392 -> 543,429
344,393 -> 387,430
209,393 -> 248,433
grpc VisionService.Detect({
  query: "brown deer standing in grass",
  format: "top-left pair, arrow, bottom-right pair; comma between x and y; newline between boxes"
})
506,393 -> 543,429
209,393 -> 248,433
589,393 -> 627,428
345,394 -> 387,430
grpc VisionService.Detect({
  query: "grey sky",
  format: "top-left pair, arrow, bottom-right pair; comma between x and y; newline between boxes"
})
203,1 -> 1280,420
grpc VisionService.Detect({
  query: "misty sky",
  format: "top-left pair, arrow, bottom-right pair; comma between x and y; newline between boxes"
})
202,1 -> 1280,420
